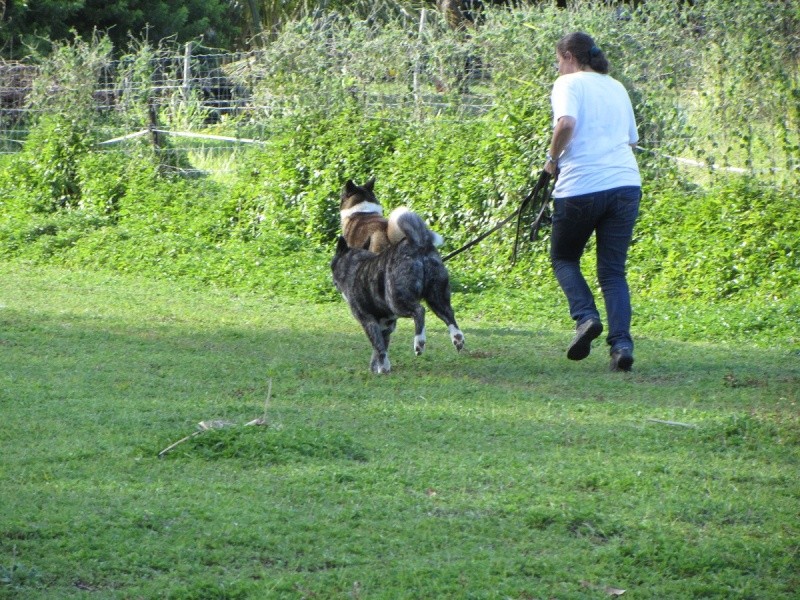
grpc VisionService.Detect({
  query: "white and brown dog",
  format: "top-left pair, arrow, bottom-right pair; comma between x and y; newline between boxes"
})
339,178 -> 442,253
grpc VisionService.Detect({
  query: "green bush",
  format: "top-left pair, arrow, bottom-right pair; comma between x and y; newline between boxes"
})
633,177 -> 800,300
227,104 -> 405,244
0,0 -> 797,342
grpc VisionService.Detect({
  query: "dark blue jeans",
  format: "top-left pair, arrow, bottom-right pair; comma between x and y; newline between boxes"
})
550,186 -> 641,352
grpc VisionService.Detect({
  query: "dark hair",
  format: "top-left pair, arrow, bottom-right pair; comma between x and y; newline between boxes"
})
557,31 -> 610,74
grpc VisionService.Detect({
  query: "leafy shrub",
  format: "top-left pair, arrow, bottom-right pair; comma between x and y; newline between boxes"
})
12,115 -> 95,213
633,177 -> 800,300
228,103 -> 405,244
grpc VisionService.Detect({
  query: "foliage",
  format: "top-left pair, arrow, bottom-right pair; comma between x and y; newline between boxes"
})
0,0 -> 243,59
0,35 -> 121,214
684,0 -> 800,176
0,1 -> 460,59
227,105 -> 404,244
0,0 -> 798,334
632,178 -> 800,301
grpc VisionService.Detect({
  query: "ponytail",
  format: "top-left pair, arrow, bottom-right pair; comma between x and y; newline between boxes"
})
557,32 -> 610,74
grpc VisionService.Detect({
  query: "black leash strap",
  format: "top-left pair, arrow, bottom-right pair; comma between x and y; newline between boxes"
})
529,171 -> 558,242
442,170 -> 554,263
512,170 -> 553,264
441,204 -> 522,262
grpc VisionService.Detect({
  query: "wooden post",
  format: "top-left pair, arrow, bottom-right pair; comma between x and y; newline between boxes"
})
182,41 -> 192,102
413,8 -> 427,115
148,97 -> 162,150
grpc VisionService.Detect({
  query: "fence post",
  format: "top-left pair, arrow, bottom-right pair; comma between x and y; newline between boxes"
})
148,97 -> 163,150
182,41 -> 192,102
413,8 -> 427,117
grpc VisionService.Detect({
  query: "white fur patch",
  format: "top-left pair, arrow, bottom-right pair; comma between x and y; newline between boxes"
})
388,206 -> 411,221
340,202 -> 383,225
448,324 -> 465,351
414,327 -> 427,356
387,207 -> 445,247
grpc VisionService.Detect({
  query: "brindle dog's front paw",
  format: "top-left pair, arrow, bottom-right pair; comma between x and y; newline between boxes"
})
370,353 -> 391,374
451,330 -> 465,352
413,334 -> 426,356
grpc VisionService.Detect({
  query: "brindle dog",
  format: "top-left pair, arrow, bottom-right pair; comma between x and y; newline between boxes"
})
331,207 -> 464,374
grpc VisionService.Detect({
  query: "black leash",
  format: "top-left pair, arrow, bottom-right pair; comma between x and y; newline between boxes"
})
513,169 -> 555,264
442,170 -> 554,263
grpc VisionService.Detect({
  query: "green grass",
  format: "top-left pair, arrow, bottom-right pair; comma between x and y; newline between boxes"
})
1,263 -> 798,599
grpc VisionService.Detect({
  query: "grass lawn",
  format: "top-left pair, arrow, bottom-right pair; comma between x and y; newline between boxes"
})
1,263 -> 798,599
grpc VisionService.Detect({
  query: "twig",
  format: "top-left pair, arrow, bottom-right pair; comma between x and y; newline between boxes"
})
158,420 -> 236,457
246,378 -> 272,426
647,418 -> 698,429
157,431 -> 203,458
158,379 -> 274,456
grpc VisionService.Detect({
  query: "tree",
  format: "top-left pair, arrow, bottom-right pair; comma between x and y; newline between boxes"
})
0,0 -> 244,59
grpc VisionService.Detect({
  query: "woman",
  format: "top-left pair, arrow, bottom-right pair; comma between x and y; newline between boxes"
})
543,31 -> 641,372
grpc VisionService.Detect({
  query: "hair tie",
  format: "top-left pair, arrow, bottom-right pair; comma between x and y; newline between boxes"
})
590,46 -> 601,57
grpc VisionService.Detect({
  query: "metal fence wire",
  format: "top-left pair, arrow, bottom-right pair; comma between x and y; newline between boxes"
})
0,35 -> 497,163
2,49 -> 271,151
1,5 -> 795,180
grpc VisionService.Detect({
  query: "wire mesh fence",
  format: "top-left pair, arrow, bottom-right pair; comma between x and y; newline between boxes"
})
0,5 -> 499,148
1,3 -> 796,181
1,47 -> 497,179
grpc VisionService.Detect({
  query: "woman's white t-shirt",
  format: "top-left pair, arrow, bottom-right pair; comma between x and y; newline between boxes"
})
551,71 -> 641,197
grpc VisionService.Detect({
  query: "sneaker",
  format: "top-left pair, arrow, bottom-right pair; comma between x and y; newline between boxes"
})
610,347 -> 634,372
567,318 -> 603,361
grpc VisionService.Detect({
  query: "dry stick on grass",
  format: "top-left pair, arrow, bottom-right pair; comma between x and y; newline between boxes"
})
157,420 -> 236,458
157,431 -> 201,458
158,379 -> 273,457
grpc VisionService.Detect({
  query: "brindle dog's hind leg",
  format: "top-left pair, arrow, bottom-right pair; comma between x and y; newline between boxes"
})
448,322 -> 465,351
424,283 -> 465,352
411,304 -> 427,355
362,318 -> 391,374
379,317 -> 396,371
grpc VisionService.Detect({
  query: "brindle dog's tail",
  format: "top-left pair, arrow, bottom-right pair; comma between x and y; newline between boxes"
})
387,207 -> 444,249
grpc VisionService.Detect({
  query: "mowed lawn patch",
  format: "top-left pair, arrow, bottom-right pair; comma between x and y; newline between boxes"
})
1,264 -> 798,599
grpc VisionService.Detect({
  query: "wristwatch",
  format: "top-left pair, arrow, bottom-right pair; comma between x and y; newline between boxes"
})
546,153 -> 557,164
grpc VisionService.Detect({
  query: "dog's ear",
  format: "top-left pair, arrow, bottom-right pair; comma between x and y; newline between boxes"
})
364,177 -> 375,191
344,180 -> 357,195
336,236 -> 350,253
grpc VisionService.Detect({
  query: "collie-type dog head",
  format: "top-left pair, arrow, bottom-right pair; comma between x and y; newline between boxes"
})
339,178 -> 391,253
339,178 -> 443,253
